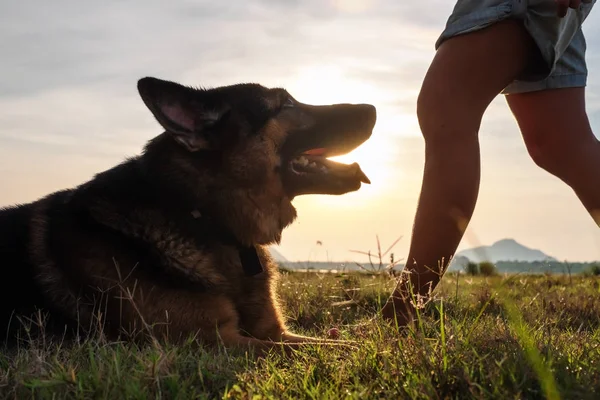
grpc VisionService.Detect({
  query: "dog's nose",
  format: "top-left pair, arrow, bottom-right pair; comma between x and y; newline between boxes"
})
355,104 -> 377,129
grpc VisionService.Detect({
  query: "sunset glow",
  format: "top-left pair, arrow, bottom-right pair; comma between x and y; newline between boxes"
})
1,1 -> 599,262
287,64 -> 417,205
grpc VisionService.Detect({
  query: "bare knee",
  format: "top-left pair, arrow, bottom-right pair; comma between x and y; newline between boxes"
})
523,128 -> 592,178
506,87 -> 598,180
525,134 -> 558,172
416,82 -> 483,147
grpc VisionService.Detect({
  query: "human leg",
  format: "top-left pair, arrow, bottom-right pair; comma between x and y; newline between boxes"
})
381,0 -> 597,324
380,19 -> 536,323
506,87 -> 600,226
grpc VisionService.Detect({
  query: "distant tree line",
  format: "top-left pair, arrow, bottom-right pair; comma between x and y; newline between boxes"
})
464,261 -> 498,276
277,259 -> 600,276
462,260 -> 600,276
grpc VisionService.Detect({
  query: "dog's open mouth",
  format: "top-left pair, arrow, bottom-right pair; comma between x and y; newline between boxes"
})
285,152 -> 370,196
281,103 -> 376,197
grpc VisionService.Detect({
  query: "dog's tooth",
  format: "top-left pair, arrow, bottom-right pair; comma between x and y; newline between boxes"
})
309,162 -> 317,168
300,157 -> 308,166
356,167 -> 371,184
320,166 -> 328,173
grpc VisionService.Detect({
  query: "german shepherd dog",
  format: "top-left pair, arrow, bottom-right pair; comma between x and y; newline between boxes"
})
0,77 -> 376,354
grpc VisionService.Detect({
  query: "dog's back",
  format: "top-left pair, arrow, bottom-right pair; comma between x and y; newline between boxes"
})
0,200 -> 61,341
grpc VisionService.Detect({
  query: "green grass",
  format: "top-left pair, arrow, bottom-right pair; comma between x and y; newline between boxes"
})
1,272 -> 599,399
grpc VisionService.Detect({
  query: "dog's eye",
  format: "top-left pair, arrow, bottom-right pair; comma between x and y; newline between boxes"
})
282,97 -> 295,109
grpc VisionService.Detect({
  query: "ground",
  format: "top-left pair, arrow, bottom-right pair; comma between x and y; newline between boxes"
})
1,271 -> 599,399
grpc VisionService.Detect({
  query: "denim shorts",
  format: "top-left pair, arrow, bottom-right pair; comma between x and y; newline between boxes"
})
435,0 -> 596,94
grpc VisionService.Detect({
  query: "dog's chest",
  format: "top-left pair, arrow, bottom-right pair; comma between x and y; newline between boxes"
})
213,244 -> 272,278
146,210 -> 273,289
183,214 -> 268,277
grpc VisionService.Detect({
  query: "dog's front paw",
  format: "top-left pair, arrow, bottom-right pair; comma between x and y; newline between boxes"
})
279,332 -> 359,350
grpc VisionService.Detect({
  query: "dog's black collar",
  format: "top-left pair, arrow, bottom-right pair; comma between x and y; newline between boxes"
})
190,209 -> 264,276
237,245 -> 265,276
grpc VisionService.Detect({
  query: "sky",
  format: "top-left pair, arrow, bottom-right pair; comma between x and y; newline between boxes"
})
1,0 -> 599,263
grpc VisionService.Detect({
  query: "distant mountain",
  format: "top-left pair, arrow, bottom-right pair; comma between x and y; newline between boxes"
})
455,238 -> 557,263
269,247 -> 288,263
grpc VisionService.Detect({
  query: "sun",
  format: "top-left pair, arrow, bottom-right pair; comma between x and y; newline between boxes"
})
285,64 -> 415,206
286,64 -> 393,106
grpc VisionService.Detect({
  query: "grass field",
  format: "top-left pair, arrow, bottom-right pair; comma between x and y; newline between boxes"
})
1,271 -> 599,399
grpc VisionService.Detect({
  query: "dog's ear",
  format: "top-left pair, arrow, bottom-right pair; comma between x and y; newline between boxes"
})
137,77 -> 227,151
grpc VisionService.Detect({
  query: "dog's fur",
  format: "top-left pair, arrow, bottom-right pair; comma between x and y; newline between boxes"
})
0,77 -> 376,354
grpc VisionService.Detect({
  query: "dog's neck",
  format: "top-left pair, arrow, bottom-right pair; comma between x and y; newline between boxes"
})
138,136 -> 292,276
140,138 -> 293,246
188,208 -> 264,276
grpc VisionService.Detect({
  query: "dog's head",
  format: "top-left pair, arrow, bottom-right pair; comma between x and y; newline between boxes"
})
138,77 -> 376,245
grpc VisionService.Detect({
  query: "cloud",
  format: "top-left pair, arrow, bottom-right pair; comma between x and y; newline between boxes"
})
0,0 -> 599,260
0,0 -> 453,96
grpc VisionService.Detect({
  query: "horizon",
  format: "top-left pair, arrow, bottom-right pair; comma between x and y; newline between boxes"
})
270,237 -> 599,263
1,0 -> 599,263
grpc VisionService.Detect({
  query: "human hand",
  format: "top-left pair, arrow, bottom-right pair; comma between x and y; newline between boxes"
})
555,0 -> 594,18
